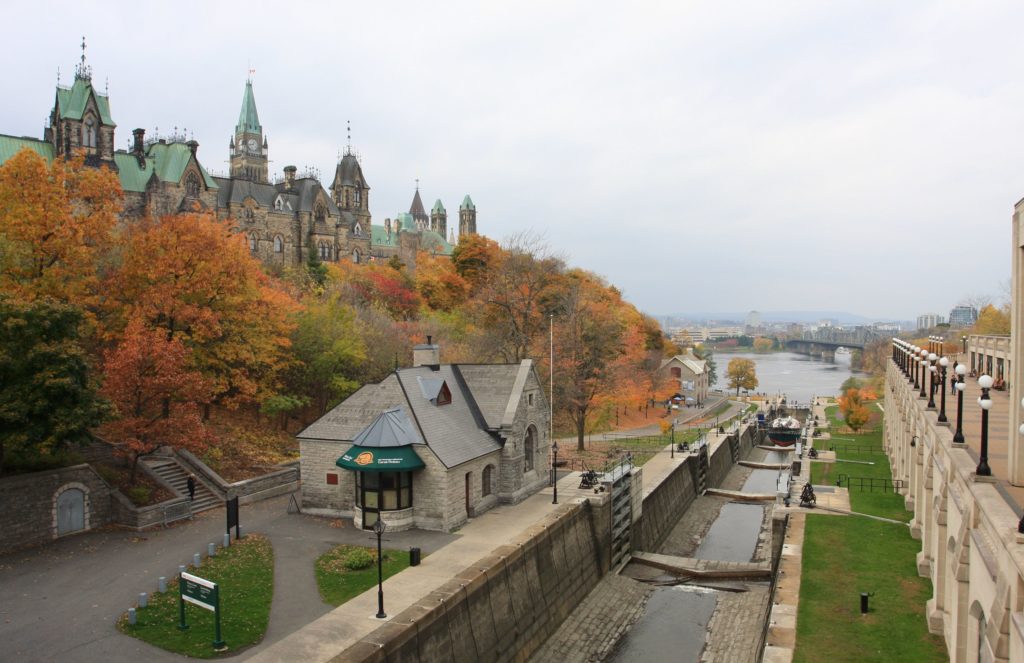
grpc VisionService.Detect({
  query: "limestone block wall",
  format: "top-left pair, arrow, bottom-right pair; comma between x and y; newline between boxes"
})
299,439 -> 355,515
633,456 -> 700,551
708,434 -> 737,487
0,464 -> 112,554
340,499 -> 608,662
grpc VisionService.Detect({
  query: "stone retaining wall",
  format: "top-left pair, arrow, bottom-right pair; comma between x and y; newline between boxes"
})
0,464 -> 112,555
340,500 -> 608,662
633,456 -> 699,551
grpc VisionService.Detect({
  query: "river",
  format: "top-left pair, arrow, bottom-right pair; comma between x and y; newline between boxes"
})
711,350 -> 864,404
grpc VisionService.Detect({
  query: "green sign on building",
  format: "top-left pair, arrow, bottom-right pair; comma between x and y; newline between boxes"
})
179,571 -> 226,650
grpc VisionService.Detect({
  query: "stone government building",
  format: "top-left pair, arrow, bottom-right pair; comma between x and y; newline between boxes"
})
0,45 -> 479,269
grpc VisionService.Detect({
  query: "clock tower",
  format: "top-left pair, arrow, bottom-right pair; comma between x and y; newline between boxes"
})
229,79 -> 268,183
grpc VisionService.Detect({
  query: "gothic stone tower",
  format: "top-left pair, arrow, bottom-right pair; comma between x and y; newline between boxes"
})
46,40 -> 117,168
430,199 -> 447,237
229,80 -> 268,183
459,194 -> 477,237
409,186 -> 429,230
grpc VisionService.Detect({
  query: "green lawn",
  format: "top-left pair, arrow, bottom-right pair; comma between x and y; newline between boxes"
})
118,534 -> 274,658
794,516 -> 947,663
315,544 -> 412,606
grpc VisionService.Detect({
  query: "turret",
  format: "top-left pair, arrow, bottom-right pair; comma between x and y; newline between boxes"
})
458,194 -> 476,237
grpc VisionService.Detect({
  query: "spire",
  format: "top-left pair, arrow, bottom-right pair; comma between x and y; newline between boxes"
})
460,194 -> 475,211
236,79 -> 261,134
409,187 -> 427,221
75,36 -> 92,82
345,120 -> 352,156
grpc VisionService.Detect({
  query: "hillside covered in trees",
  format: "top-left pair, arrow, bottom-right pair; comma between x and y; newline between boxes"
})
0,150 -> 676,479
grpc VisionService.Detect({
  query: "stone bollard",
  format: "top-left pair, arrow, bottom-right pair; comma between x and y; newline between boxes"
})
208,542 -> 216,557
158,577 -> 167,593
128,608 -> 136,625
178,564 -> 186,577
238,525 -> 244,539
193,553 -> 201,567
139,592 -> 148,608
223,532 -> 230,548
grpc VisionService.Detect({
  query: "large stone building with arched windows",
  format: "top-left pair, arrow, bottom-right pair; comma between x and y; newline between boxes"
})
297,339 -> 550,532
0,46 -> 479,272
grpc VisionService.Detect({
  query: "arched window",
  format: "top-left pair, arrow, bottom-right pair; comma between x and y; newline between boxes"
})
354,223 -> 362,237
244,206 -> 255,221
352,248 -> 360,264
524,426 -> 536,473
315,204 -> 326,225
273,235 -> 283,253
84,118 -> 96,148
355,187 -> 362,205
274,197 -> 283,211
482,465 -> 494,496
248,234 -> 258,253
671,366 -> 682,378
185,172 -> 200,198
319,242 -> 331,260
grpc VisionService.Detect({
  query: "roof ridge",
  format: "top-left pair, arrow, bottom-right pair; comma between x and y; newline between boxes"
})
450,364 -> 496,437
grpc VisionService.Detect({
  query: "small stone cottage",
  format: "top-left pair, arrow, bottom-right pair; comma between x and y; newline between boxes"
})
661,349 -> 710,405
298,339 -> 550,531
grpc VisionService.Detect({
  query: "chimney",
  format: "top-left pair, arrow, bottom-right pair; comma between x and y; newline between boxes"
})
132,128 -> 145,155
186,140 -> 198,156
284,165 -> 296,190
413,335 -> 441,368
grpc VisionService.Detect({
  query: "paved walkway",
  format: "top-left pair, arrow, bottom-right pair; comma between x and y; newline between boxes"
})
0,494 -> 455,663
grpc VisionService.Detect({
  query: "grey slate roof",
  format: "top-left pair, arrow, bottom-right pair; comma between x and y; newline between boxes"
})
352,407 -> 423,448
212,176 -> 341,216
333,153 -> 368,188
298,362 -> 532,468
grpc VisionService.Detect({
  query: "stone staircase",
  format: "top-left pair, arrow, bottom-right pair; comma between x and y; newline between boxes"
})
143,456 -> 222,514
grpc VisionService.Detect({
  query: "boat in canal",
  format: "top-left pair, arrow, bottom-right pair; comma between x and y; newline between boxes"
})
767,416 -> 802,446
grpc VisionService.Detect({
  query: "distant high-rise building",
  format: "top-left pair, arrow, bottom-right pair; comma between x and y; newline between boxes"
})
746,310 -> 762,327
916,313 -> 945,330
948,305 -> 978,328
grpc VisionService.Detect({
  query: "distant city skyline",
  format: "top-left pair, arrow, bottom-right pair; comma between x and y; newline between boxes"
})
1,2 -> 1021,319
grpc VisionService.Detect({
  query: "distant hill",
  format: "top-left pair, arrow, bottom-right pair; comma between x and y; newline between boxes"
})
657,310 -> 901,325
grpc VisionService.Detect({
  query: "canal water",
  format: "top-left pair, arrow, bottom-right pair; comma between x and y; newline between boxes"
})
609,587 -> 717,662
712,350 -> 863,404
694,503 -> 764,562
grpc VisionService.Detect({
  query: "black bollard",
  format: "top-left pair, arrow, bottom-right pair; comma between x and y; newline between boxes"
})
860,592 -> 869,614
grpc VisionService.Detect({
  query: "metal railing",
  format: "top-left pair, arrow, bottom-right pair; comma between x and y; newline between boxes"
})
829,444 -> 886,454
835,474 -> 904,493
161,500 -> 193,527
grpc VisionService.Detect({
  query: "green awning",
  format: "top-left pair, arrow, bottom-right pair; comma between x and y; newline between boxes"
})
337,445 -> 425,472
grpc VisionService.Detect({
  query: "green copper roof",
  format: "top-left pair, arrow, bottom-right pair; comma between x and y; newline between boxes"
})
113,152 -> 154,192
398,212 -> 417,231
55,78 -> 116,126
147,142 -> 218,190
371,224 -> 396,247
432,199 -> 445,214
460,194 -> 475,211
421,230 -> 454,255
236,80 -> 261,134
0,135 -> 55,166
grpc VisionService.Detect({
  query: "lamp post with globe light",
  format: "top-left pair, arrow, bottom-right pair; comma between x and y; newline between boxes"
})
927,352 -> 937,409
953,364 -> 967,443
977,375 -> 994,477
938,356 -> 949,423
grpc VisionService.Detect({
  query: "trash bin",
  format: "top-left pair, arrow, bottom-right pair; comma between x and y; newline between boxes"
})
410,547 -> 421,567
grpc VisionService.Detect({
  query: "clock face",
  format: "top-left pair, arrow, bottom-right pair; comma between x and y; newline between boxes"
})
247,138 -> 258,151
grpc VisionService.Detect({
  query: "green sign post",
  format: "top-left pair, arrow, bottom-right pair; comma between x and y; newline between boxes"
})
179,571 -> 226,650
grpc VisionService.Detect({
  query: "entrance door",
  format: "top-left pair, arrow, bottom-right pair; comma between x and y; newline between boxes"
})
465,472 -> 471,516
56,488 -> 85,536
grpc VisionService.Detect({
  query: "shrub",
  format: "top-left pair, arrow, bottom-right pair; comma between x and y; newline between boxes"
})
343,548 -> 374,570
125,485 -> 151,505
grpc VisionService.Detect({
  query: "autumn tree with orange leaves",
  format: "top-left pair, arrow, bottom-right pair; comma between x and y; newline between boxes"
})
107,213 -> 298,409
100,320 -> 214,481
0,150 -> 121,320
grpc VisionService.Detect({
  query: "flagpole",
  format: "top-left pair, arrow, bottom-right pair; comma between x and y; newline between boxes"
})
550,314 -> 556,504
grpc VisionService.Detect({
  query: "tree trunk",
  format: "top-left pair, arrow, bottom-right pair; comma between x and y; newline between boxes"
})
575,407 -> 587,451
129,453 -> 140,484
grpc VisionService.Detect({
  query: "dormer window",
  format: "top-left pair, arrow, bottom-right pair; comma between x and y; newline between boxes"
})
354,223 -> 362,237
84,117 -> 96,148
315,204 -> 327,225
274,196 -> 283,211
417,376 -> 451,405
436,383 -> 452,406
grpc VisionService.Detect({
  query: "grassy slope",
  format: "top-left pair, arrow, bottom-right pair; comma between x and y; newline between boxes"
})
796,402 -> 946,662
118,534 -> 274,658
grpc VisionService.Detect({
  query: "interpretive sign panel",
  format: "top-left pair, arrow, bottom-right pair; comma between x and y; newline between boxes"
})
181,572 -> 217,611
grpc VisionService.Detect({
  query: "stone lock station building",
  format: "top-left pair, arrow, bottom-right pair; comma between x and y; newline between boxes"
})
298,339 -> 551,531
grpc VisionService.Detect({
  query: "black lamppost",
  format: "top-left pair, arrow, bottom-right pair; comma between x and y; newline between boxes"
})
976,374 -> 993,477
953,363 -> 966,443
551,441 -> 559,504
937,357 -> 949,423
373,517 -> 387,619
670,422 -> 675,459
912,346 -> 920,389
919,348 -> 928,398
927,352 -> 937,409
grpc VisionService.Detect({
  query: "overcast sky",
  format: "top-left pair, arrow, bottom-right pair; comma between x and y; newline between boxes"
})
3,1 -> 1022,321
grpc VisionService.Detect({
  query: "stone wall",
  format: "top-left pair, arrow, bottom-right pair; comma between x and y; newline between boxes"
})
633,456 -> 700,551
0,464 -> 112,555
339,500 -> 608,662
708,434 -> 738,487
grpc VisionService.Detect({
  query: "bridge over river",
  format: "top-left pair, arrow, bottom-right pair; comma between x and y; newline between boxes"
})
785,327 -> 883,360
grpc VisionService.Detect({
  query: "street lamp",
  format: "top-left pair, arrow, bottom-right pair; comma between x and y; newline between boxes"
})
551,441 -> 559,505
927,352 -> 937,409
911,346 -> 920,389
919,348 -> 928,398
670,422 -> 675,459
953,363 -> 967,443
937,357 -> 949,423
976,374 -> 993,477
373,517 -> 387,619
